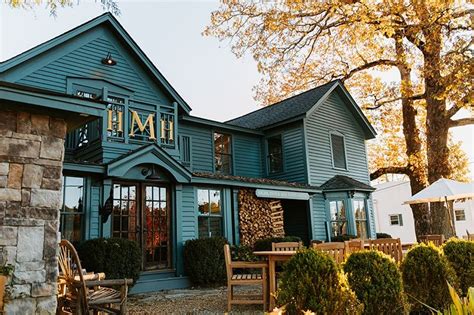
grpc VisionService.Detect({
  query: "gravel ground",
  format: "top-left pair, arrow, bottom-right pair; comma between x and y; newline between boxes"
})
128,286 -> 264,315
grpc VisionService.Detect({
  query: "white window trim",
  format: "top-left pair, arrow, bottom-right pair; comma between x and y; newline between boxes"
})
389,213 -> 402,226
329,130 -> 348,171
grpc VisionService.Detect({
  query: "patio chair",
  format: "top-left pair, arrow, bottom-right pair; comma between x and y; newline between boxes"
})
312,242 -> 346,264
344,239 -> 364,256
58,239 -> 133,315
271,241 -> 303,251
224,244 -> 268,312
368,238 -> 403,263
419,234 -> 445,246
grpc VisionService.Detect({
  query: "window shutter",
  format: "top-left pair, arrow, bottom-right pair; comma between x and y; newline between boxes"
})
398,214 -> 403,226
331,134 -> 347,169
180,136 -> 191,167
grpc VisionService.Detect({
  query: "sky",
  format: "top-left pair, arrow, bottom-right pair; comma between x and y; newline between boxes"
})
1,0 -> 472,179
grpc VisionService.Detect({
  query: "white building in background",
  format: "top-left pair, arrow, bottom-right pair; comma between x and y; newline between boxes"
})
372,181 -> 474,244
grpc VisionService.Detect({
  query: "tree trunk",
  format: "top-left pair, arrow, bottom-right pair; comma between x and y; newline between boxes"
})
423,21 -> 455,238
395,35 -> 430,238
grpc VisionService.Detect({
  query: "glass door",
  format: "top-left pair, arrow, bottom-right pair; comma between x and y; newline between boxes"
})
143,185 -> 170,270
111,182 -> 171,271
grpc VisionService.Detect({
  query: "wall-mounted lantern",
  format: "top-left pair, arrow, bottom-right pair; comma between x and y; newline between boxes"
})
101,52 -> 117,66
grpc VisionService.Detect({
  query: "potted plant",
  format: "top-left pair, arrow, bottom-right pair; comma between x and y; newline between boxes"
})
0,264 -> 14,311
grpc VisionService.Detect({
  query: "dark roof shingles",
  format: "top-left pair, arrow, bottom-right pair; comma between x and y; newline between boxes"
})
226,81 -> 337,129
321,175 -> 375,191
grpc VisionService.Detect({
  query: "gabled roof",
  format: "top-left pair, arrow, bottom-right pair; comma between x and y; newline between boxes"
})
226,80 -> 376,139
321,175 -> 375,192
0,12 -> 191,114
106,143 -> 192,183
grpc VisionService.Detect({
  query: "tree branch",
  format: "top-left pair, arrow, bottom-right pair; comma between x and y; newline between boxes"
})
364,93 -> 425,110
449,118 -> 474,128
341,59 -> 398,82
370,166 -> 409,180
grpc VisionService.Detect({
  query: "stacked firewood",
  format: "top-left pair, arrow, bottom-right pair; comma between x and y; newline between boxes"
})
238,189 -> 285,247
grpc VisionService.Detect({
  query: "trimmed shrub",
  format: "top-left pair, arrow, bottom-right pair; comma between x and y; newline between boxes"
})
343,250 -> 408,315
443,238 -> 474,296
331,234 -> 357,242
376,232 -> 392,239
77,238 -> 141,283
183,237 -> 228,286
277,248 -> 362,315
401,242 -> 458,313
253,236 -> 302,251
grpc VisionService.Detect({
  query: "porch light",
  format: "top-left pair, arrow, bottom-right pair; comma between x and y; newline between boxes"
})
101,52 -> 117,66
141,166 -> 161,180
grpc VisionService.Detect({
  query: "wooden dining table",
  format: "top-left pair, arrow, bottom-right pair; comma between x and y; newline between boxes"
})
253,250 -> 297,310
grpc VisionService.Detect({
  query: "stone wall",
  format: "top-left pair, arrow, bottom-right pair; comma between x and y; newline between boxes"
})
0,110 -> 67,314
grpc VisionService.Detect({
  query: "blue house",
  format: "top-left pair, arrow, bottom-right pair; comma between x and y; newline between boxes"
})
0,13 -> 376,293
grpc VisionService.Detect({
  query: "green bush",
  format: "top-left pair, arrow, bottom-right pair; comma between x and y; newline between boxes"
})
376,232 -> 393,239
77,238 -> 141,283
183,237 -> 228,286
231,244 -> 258,262
331,234 -> 357,242
343,250 -> 408,315
401,243 -> 458,313
253,236 -> 302,251
443,238 -> 474,296
277,248 -> 362,315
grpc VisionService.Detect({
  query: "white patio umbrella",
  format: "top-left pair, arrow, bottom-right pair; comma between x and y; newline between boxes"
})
404,178 -> 474,205
403,178 -> 474,236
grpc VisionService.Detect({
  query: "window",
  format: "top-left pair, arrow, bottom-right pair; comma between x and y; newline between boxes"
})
329,200 -> 347,237
197,189 -> 223,238
160,113 -> 175,146
330,132 -> 347,169
455,209 -> 466,221
106,95 -> 125,139
214,132 -> 232,174
353,200 -> 368,239
112,183 -> 137,240
267,135 -> 283,173
390,214 -> 404,226
60,176 -> 85,243
180,136 -> 191,167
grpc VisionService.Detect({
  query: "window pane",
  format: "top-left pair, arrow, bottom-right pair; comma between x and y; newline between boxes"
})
331,221 -> 347,237
63,177 -> 84,213
356,221 -> 368,239
198,216 -> 209,238
210,190 -> 221,214
198,190 -> 210,215
61,213 -> 82,243
354,200 -> 366,220
214,132 -> 232,174
209,217 -> 222,237
331,134 -> 347,169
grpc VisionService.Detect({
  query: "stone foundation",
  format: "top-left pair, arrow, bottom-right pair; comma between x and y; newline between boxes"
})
0,110 -> 66,314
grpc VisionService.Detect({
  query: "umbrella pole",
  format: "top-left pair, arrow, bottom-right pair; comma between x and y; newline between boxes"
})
444,196 -> 456,237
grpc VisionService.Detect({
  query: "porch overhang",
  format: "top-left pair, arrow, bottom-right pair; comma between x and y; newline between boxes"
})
106,144 -> 192,183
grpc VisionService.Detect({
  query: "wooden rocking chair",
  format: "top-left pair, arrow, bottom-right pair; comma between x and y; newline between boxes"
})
58,240 -> 133,315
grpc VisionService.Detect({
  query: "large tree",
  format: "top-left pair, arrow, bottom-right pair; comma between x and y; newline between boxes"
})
206,0 -> 473,237
7,0 -> 119,15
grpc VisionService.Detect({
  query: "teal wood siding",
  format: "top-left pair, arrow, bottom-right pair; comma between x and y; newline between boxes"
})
311,194 -> 328,241
233,134 -> 263,178
12,28 -> 171,105
266,124 -> 307,183
305,91 -> 370,186
181,185 -> 197,241
179,123 -> 214,173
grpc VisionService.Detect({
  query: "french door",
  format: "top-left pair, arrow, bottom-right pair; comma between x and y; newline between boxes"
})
112,182 -> 171,270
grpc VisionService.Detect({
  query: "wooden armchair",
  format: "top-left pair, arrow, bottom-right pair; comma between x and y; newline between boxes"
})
344,239 -> 364,256
312,242 -> 346,264
224,244 -> 268,312
419,234 -> 445,246
369,238 -> 403,263
58,240 -> 133,315
271,242 -> 303,251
